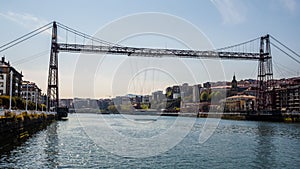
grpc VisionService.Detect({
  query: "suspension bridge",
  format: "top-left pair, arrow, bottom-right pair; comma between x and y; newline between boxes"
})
0,21 -> 299,115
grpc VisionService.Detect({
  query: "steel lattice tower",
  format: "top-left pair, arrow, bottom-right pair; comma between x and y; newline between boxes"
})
47,22 -> 59,110
257,34 -> 274,112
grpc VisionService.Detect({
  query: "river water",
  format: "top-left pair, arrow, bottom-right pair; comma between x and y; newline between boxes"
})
1,113 -> 300,168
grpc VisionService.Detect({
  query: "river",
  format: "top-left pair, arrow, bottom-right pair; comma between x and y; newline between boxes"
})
1,113 -> 300,168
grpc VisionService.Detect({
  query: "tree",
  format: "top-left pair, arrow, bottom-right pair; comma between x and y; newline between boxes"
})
166,87 -> 173,99
15,97 -> 25,110
120,104 -> 132,112
166,97 -> 181,110
209,91 -> 224,103
200,91 -> 208,102
140,104 -> 149,110
208,92 -> 214,101
28,101 -> 35,110
108,105 -> 118,113
213,91 -> 222,101
0,96 -> 10,109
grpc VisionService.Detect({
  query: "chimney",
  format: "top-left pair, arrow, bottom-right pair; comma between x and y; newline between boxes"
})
1,56 -> 4,63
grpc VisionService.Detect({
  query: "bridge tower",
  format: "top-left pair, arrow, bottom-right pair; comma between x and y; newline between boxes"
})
257,34 -> 274,112
47,22 -> 59,110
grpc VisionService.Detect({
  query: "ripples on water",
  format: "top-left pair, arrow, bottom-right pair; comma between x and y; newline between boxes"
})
1,114 -> 300,168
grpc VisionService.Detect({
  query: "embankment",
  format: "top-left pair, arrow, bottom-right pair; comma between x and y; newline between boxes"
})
198,112 -> 300,122
0,111 -> 56,152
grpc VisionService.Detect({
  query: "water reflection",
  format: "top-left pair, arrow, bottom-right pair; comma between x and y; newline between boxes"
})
254,122 -> 276,168
44,121 -> 59,168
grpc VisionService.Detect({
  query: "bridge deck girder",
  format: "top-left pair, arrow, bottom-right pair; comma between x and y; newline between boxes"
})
57,43 -> 260,60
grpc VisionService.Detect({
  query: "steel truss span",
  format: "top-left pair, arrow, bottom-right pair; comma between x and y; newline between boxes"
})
57,43 -> 260,60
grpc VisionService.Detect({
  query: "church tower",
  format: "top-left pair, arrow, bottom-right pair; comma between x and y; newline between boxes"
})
230,73 -> 238,96
231,73 -> 237,89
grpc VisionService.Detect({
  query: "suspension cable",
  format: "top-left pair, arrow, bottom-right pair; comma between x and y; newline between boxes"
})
270,35 -> 300,59
0,22 -> 53,51
216,37 -> 260,51
56,22 -> 122,47
274,60 -> 298,74
273,60 -> 296,77
0,25 -> 52,53
271,42 -> 300,65
12,49 -> 49,65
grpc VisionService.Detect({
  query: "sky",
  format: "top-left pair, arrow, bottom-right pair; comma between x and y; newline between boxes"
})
0,0 -> 299,98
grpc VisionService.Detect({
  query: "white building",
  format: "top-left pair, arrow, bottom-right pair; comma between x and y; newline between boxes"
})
151,90 -> 164,102
0,56 -> 23,96
21,81 -> 42,104
192,84 -> 201,102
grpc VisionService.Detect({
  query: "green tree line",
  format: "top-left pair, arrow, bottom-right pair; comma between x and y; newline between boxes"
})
200,91 -> 223,102
0,96 -> 46,110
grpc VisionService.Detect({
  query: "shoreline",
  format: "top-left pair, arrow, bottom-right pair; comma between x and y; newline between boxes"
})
0,111 -> 57,152
94,111 -> 300,123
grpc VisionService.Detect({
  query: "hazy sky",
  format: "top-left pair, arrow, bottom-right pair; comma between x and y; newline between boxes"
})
0,0 -> 299,98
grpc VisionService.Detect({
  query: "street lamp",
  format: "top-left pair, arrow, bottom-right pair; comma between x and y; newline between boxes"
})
25,82 -> 28,112
9,70 -> 13,111
35,88 -> 38,111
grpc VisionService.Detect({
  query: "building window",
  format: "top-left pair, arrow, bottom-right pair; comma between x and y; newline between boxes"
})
0,75 -> 3,80
0,82 -> 3,87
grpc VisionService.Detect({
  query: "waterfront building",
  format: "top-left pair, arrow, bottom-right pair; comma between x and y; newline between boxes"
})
203,82 -> 211,88
243,86 -> 257,96
41,94 -> 48,105
130,95 -> 152,109
151,91 -> 164,102
21,81 -> 42,104
112,96 -> 131,106
172,85 -> 180,99
98,99 -> 111,112
151,91 -> 165,110
275,83 -> 300,113
224,95 -> 256,112
73,98 -> 99,113
60,98 -> 74,108
0,56 -> 23,96
286,85 -> 300,112
192,84 -> 201,102
181,83 -> 192,98
142,95 -> 151,103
